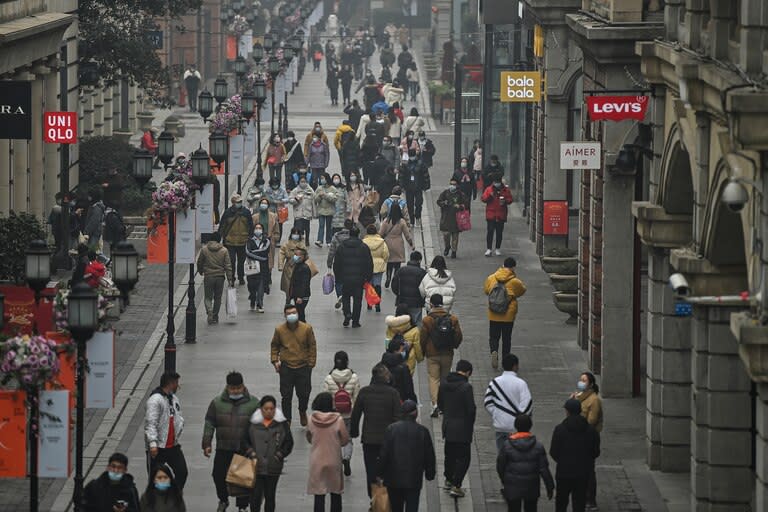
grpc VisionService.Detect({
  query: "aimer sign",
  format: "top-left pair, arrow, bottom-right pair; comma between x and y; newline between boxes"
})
500,71 -> 542,103
560,142 -> 601,170
44,112 -> 77,144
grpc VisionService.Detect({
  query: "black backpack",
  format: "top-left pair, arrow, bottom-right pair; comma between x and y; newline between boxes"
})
430,313 -> 456,350
104,209 -> 126,243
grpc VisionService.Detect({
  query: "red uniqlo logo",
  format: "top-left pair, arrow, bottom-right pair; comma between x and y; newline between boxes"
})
44,112 -> 77,144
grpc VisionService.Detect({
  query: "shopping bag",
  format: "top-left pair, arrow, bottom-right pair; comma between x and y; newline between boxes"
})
364,282 -> 381,307
456,209 -> 472,232
322,273 -> 335,295
225,454 -> 257,489
244,259 -> 261,276
277,205 -> 289,224
226,287 -> 238,318
370,482 -> 391,512
314,51 -> 323,61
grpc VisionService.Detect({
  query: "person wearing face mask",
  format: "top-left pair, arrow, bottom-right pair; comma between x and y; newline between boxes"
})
380,338 -> 417,402
265,178 -> 289,244
288,248 -> 313,321
270,305 -> 318,426
330,174 -> 350,237
570,371 -> 603,510
283,131 -> 305,186
340,130 -> 361,181
218,193 -> 254,285
343,99 -> 363,130
334,120 -> 355,157
139,464 -> 186,512
145,372 -> 187,490
304,123 -> 329,158
400,149 -> 429,225
437,178 -> 469,258
313,173 -> 339,247
82,452 -> 140,512
379,137 -> 399,170
452,157 -> 477,203
403,107 -> 425,135
264,133 -> 287,184
482,154 -> 505,189
289,175 -> 316,242
481,177 -> 514,256
202,372 -> 260,512
333,226 -> 374,327
399,129 -> 420,159
291,164 -> 314,192
197,233 -> 235,324
306,135 -> 330,186
245,222 -> 272,312
340,65 -> 354,106
345,171 -> 365,222
416,131 -> 436,169
246,177 -> 267,208
252,199 -> 280,275
365,111 -> 390,148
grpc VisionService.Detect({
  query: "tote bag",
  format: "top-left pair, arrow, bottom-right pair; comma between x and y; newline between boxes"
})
244,259 -> 261,276
322,273 -> 335,295
225,454 -> 257,489
456,209 -> 472,232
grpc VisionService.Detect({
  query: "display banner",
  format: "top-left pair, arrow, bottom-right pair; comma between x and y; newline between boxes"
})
229,134 -> 245,176
243,122 -> 255,160
45,332 -> 76,411
543,201 -> 569,235
0,81 -> 32,139
560,142 -> 601,170
38,390 -> 71,478
0,285 -> 53,335
0,390 -> 27,477
239,30 -> 253,57
196,187 -> 214,235
85,330 -> 115,409
175,210 -> 196,264
147,220 -> 169,264
586,95 -> 649,121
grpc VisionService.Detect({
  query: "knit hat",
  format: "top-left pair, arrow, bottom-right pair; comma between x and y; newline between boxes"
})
226,372 -> 243,386
564,398 -> 581,415
401,399 -> 417,416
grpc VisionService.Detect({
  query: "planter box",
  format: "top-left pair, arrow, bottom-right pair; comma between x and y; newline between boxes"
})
553,292 -> 578,325
550,274 -> 578,293
541,256 -> 578,275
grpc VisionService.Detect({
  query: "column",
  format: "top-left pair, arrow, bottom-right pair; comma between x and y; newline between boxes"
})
0,140 -> 10,216
44,65 -> 61,213
690,306 -> 753,511
102,85 -> 113,136
128,84 -> 138,132
589,165 -> 603,370
756,384 -> 768,511
93,88 -> 104,136
29,72 -> 46,218
578,169 -> 591,349
12,71 -> 32,214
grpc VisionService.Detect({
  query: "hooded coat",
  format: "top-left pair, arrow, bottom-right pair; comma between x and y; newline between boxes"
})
379,218 -> 413,263
483,267 -> 527,322
437,372 -> 476,443
350,379 -> 402,445
419,268 -> 457,310
333,236 -> 374,290
363,233 -> 390,273
549,415 -> 601,479
82,471 -> 141,512
381,351 -> 416,402
314,183 -> 340,217
334,123 -> 354,150
391,260 -> 427,308
243,408 -> 294,476
331,186 -> 350,229
323,369 -> 362,419
289,185 -> 317,220
202,389 -> 260,452
340,137 -> 362,175
306,412 -> 350,495
196,241 -> 233,281
307,140 -> 331,169
219,205 -> 254,246
377,416 -> 436,489
385,314 -> 423,373
481,183 -> 514,222
279,239 -> 308,293
576,389 -> 604,433
497,433 -> 555,501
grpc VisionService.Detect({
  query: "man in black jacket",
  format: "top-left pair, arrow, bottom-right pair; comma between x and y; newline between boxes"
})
378,399 -> 436,511
391,251 -> 427,324
400,150 -> 429,225
437,360 -> 476,498
82,452 -> 140,512
289,248 -> 312,322
380,338 -> 416,402
550,399 -> 600,512
333,226 -> 374,327
351,364 -> 402,498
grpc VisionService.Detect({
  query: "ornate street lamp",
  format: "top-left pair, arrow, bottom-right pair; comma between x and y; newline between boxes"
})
111,241 -> 139,308
214,76 -> 228,104
232,0 -> 242,11
25,240 -> 51,304
253,75 -> 267,178
157,131 -> 175,166
268,56 -> 280,133
198,89 -> 214,121
191,144 -> 211,182
263,32 -> 273,52
132,149 -> 153,188
68,282 -> 99,336
241,91 -> 256,120
245,9 -> 255,24
234,55 -> 247,76
254,76 -> 267,104
209,130 -> 228,166
283,42 -> 294,65
252,42 -> 264,64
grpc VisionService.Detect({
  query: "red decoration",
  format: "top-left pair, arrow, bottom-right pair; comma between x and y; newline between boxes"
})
586,96 -> 648,122
0,391 -> 27,478
0,285 -> 54,336
543,201 -> 568,236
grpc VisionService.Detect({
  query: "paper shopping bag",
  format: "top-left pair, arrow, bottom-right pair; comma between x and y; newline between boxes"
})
225,454 -> 257,489
370,482 -> 391,512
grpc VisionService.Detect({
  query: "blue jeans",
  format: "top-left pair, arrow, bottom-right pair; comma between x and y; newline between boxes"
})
371,272 -> 383,286
408,307 -> 423,327
317,215 -> 333,243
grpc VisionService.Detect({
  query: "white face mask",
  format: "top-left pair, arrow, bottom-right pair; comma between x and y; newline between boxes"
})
254,230 -> 263,236
350,176 -> 358,182
448,185 -> 457,192
333,179 -> 341,185
300,182 -> 308,189
460,162 -> 467,168
312,136 -> 319,142
259,204 -> 269,211
291,234 -> 300,241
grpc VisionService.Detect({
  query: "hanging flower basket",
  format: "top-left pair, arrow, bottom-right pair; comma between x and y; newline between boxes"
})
210,94 -> 243,134
147,160 -> 199,234
0,335 -> 62,389
53,287 -> 113,334
229,15 -> 249,37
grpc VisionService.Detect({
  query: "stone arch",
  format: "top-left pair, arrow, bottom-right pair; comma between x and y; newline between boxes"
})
657,123 -> 694,215
700,160 -> 747,267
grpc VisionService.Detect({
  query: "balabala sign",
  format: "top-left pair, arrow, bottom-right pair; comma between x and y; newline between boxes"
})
500,71 -> 542,103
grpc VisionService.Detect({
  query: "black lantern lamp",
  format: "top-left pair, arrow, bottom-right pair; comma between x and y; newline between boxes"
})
25,240 -> 51,305
263,33 -> 273,52
283,42 -> 294,65
245,9 -> 255,24
198,89 -> 214,120
296,28 -> 305,45
157,131 -> 175,166
132,149 -> 154,188
111,241 -> 139,308
67,282 -> 98,337
225,7 -> 235,22
214,76 -> 228,104
241,91 -> 256,120
291,36 -> 302,58
253,42 -> 264,63
232,0 -> 243,11
209,130 -> 228,165
267,55 -> 281,79
191,144 -> 211,184
253,76 -> 267,105
234,55 -> 247,76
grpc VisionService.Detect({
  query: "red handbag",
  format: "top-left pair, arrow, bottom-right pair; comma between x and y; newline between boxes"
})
456,209 -> 472,232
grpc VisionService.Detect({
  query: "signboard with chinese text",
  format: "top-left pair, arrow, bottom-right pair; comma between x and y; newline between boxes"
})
543,201 -> 569,236
560,142 -> 601,170
196,187 -> 214,235
175,210 -> 196,264
229,135 -> 245,176
500,72 -> 542,103
38,390 -> 71,478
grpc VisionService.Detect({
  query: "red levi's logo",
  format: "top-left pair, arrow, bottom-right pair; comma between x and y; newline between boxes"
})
586,96 -> 648,122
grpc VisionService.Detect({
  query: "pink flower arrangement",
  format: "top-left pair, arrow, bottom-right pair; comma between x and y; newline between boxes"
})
229,15 -> 249,37
210,94 -> 244,133
0,335 -> 62,389
53,287 -> 112,333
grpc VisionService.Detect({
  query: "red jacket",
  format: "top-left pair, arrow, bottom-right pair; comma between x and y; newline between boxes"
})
141,131 -> 157,154
481,184 -> 513,222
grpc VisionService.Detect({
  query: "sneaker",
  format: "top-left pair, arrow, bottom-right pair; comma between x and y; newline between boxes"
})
443,480 -> 453,490
430,405 -> 439,418
335,298 -> 343,310
207,313 -> 214,325
367,305 -> 373,311
315,241 -> 323,248
451,251 -> 457,259
217,502 -> 228,512
450,486 -> 465,498
484,249 -> 492,256
257,306 -> 264,313
343,317 -> 350,327
443,247 -> 450,256
351,322 -> 362,328
343,459 -> 351,476
495,249 -> 502,256
491,351 -> 498,370
249,301 -> 256,311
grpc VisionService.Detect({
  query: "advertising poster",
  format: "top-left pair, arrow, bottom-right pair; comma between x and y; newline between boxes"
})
175,210 -> 196,264
543,201 -> 569,236
38,390 -> 71,478
147,221 -> 169,264
243,122 -> 255,161
0,390 -> 27,478
45,332 -> 76,410
229,134 -> 245,176
196,187 -> 214,235
85,330 -> 115,409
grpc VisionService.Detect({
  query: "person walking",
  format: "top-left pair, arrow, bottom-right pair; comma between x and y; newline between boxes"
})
572,372 -> 603,510
350,364 -> 402,499
437,177 -> 469,257
183,65 -> 201,112
483,154 -> 505,187
264,133 -> 287,184
139,463 -> 186,512
306,392 -> 350,512
219,193 -> 254,285
379,186 -> 409,224
144,372 -> 188,489
550,400 -> 601,512
391,251 -> 426,324
403,107 -> 425,135
343,99 -> 363,130
82,453 -> 140,512
453,157 -> 476,204
330,174 -> 350,236
381,338 -> 417,402
265,179 -> 289,242
380,203 -> 414,288
340,131 -> 362,181
345,171 -> 365,222
283,131 -> 306,186
196,233 -> 234,324
288,248 -> 312,321
289,174 -> 316,242
497,414 -> 555,512
271,305 -> 317,426
279,227 -> 308,304
245,224 -> 271,312
377,400 -> 437,512
83,190 -> 106,253
333,226 -> 374,328
419,256 -> 457,312
306,133 -> 331,181
484,354 -> 533,454
385,303 -> 423,374
322,351 -> 361,477
202,372 -> 260,512
400,149 -> 429,225
243,396 -> 294,512
362,224 -> 389,312
481,176 -> 514,256
314,173 -> 339,247
340,65 -> 354,105
484,257 -> 527,368
252,198 -> 281,290
327,64 -> 340,106
437,360 -> 476,499
421,294 -> 463,417
327,219 -> 353,310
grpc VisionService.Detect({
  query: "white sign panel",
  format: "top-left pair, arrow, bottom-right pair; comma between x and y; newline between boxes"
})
196,187 -> 214,235
243,122 -> 255,160
239,30 -> 253,57
230,134 -> 244,176
86,330 -> 115,409
38,390 -> 70,478
560,142 -> 601,170
175,210 -> 196,264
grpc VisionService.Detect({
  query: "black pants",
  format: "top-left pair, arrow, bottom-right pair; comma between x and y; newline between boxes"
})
187,87 -> 198,111
288,298 -> 309,322
555,476 -> 587,512
342,287 -> 363,323
147,445 -> 188,490
251,474 -> 280,512
489,320 -> 515,356
387,487 -> 421,512
247,272 -> 267,308
362,443 -> 382,497
314,493 -> 342,512
212,450 -> 250,508
385,262 -> 401,286
279,365 -> 312,421
586,469 -> 597,505
226,244 -> 247,281
406,189 -> 423,223
313,59 -> 321,71
508,498 -> 538,512
444,442 -> 471,488
486,220 -> 505,249
294,218 -> 311,242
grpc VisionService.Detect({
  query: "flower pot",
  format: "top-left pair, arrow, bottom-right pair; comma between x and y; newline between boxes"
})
549,274 -> 578,293
552,292 -> 578,325
164,116 -> 182,138
112,130 -> 133,145
137,112 -> 154,131
541,256 -> 578,275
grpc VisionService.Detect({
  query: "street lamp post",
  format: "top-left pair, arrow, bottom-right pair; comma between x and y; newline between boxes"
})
234,55 -> 247,92
211,76 -> 230,206
253,77 -> 267,180
268,56 -> 280,134
157,133 -> 176,373
111,241 -> 139,311
185,145 -> 212,344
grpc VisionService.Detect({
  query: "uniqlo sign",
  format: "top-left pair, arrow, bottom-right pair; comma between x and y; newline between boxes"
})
44,111 -> 77,144
586,96 -> 648,121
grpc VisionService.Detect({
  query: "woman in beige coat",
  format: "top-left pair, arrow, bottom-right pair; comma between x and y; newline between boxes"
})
363,225 -> 390,312
306,392 -> 350,512
278,227 -> 308,296
572,371 -> 603,509
379,202 -> 414,287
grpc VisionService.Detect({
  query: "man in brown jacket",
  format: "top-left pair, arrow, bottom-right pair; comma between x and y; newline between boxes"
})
196,233 -> 234,325
421,294 -> 463,417
270,304 -> 317,426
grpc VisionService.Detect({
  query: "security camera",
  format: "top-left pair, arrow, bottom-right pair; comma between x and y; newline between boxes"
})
669,273 -> 690,296
721,178 -> 748,213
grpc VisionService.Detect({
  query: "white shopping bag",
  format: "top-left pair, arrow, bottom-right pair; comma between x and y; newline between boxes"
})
226,287 -> 238,319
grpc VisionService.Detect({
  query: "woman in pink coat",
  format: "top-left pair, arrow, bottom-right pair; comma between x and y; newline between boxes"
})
307,392 -> 350,512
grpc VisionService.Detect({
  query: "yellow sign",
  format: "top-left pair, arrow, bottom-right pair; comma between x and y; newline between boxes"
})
534,25 -> 544,58
500,71 -> 542,102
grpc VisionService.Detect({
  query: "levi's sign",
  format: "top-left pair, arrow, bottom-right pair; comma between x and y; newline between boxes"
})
500,71 -> 542,103
560,142 -> 601,170
586,95 -> 648,121
44,112 -> 78,144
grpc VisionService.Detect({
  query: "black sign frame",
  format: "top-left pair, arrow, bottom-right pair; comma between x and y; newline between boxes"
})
0,81 -> 32,140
